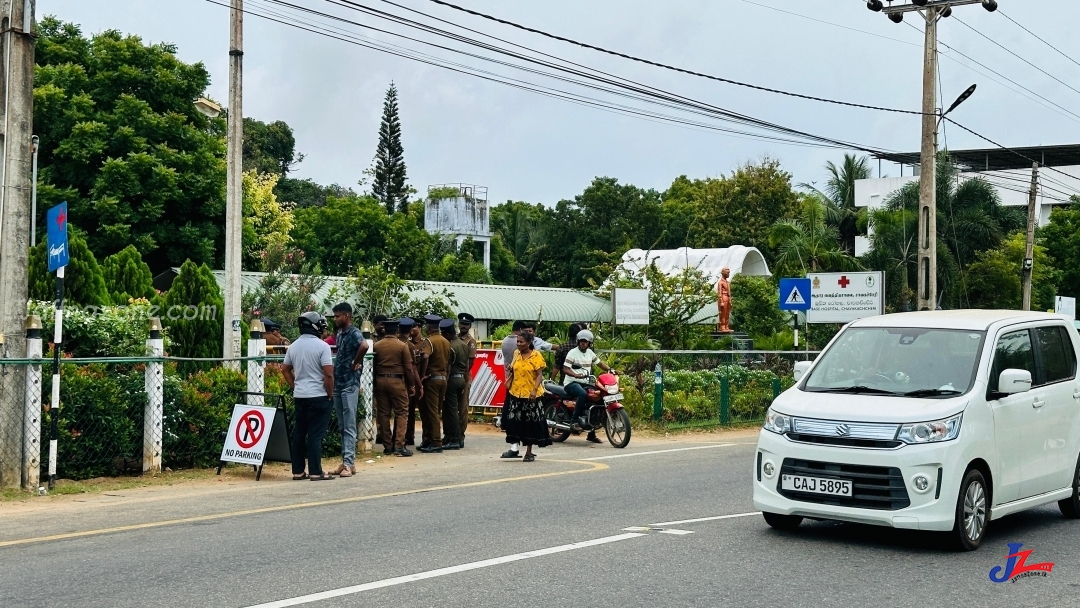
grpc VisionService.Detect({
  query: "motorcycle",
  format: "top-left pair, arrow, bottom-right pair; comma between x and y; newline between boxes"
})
542,371 -> 632,448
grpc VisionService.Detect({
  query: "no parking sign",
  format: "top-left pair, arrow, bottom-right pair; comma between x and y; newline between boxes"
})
220,405 -> 278,466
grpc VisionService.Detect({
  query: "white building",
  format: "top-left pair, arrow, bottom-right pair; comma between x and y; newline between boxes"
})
853,145 -> 1080,256
424,184 -> 492,268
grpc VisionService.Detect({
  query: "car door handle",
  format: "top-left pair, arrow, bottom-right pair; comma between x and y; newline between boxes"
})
1073,390 -> 1080,400
1032,399 -> 1045,409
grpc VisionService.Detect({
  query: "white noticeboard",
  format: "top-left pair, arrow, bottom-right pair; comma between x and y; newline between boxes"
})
1056,296 -> 1077,319
220,404 -> 278,466
613,288 -> 650,325
807,272 -> 884,324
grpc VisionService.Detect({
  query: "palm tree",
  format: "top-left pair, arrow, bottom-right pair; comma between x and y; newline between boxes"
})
769,195 -> 863,276
490,202 -> 548,284
801,154 -> 872,256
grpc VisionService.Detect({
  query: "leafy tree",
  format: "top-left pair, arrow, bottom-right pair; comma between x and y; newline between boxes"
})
242,245 -> 326,342
371,84 -> 409,214
1041,199 -> 1080,301
275,177 -> 356,208
291,194 -> 389,275
383,208 -> 434,279
607,263 -> 715,349
242,117 -> 301,176
658,175 -> 699,249
34,17 -> 226,271
28,229 -> 110,306
966,232 -> 1058,311
162,260 -> 224,361
490,200 -> 551,285
348,263 -> 456,323
687,158 -> 801,256
101,245 -> 156,304
768,195 -> 861,276
801,154 -> 872,256
730,275 -> 788,340
863,207 -> 918,312
242,171 -> 294,269
488,234 -> 517,284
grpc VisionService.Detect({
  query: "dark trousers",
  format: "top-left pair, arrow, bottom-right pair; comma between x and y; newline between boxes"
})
377,378 -> 410,450
460,380 -> 471,438
292,396 -> 332,476
443,376 -> 466,443
422,379 -> 447,447
564,382 -> 589,422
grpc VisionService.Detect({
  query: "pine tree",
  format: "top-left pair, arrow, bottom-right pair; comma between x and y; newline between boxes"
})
162,260 -> 224,365
371,83 -> 409,214
102,245 -> 157,304
28,229 -> 111,306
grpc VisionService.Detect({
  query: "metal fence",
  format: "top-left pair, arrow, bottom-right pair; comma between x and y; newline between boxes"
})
600,350 -> 819,429
0,332 -> 377,487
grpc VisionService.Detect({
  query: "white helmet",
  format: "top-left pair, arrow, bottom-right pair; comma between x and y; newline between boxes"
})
577,329 -> 594,343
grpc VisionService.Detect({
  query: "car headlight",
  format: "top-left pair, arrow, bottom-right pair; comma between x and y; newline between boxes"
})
896,413 -> 963,444
763,408 -> 792,434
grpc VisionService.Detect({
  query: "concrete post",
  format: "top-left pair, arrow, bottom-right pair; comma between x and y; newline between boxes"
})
0,0 -> 35,489
143,318 -> 163,473
222,0 -> 244,366
359,347 -> 375,452
23,315 -> 41,490
247,319 -> 265,405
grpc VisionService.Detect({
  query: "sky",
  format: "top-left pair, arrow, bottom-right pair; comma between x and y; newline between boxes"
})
44,0 -> 1080,206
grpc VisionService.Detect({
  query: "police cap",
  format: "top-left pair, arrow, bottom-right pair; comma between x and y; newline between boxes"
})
457,313 -> 474,325
439,319 -> 456,330
397,317 -> 416,330
423,313 -> 442,325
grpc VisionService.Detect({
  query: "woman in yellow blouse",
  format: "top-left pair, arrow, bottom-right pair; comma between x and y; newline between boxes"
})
502,330 -> 551,462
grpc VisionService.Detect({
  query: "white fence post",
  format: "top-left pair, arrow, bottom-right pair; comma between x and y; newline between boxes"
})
143,317 -> 163,474
22,316 -> 42,490
247,320 -> 265,405
359,347 -> 374,452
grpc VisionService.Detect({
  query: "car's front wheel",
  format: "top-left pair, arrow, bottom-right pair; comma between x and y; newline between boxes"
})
950,468 -> 989,551
1058,454 -> 1080,519
762,511 -> 803,531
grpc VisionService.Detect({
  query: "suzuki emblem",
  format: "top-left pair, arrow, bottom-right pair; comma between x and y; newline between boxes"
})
835,424 -> 851,437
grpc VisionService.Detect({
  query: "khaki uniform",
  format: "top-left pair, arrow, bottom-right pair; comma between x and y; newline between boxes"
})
444,336 -> 471,444
423,334 -> 451,448
373,337 -> 411,450
458,332 -> 477,435
400,335 -> 431,445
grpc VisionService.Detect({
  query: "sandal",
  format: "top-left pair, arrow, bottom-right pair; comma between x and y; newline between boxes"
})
523,454 -> 536,462
309,474 -> 336,481
292,473 -> 309,481
337,467 -> 353,477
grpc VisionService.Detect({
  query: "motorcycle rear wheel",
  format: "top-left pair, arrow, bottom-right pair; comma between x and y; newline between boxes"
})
604,408 -> 632,448
545,403 -> 571,443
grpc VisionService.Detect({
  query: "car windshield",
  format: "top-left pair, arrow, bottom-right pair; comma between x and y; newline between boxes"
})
803,327 -> 986,397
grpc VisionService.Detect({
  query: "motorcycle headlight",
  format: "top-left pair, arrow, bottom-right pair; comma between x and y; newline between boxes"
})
606,385 -> 618,394
763,408 -> 791,434
896,413 -> 963,445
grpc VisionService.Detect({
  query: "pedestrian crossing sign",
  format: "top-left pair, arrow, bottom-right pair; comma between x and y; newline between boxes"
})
779,278 -> 812,311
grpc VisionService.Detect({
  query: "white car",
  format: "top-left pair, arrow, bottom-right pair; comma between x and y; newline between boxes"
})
753,310 -> 1080,550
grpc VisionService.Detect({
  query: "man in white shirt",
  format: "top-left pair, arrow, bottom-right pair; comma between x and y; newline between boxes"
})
282,312 -> 336,481
561,329 -> 612,441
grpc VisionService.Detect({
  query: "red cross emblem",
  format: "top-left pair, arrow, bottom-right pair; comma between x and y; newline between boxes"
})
56,210 -> 66,229
838,276 -> 850,288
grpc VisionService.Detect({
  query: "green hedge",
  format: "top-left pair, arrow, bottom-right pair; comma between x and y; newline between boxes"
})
635,364 -> 793,426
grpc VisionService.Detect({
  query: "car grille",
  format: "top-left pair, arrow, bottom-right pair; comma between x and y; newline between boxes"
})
788,418 -> 902,449
778,458 -> 911,511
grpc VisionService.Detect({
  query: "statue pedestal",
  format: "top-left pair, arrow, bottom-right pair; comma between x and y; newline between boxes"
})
711,331 -> 752,350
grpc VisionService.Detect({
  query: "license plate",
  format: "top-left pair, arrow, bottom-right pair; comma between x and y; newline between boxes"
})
781,474 -> 852,497
603,393 -> 624,403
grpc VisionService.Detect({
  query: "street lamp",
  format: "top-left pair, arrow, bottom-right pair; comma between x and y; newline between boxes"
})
194,97 -> 222,119
865,0 -> 999,311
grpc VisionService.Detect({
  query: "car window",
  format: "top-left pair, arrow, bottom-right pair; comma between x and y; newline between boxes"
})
989,330 -> 1036,392
1034,326 -> 1075,385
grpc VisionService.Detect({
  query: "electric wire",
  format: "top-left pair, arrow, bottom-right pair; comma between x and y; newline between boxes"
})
735,0 -> 922,49
998,9 -> 1080,71
425,0 -> 927,116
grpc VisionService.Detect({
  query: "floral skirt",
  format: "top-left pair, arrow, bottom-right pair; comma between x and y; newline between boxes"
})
503,395 -> 552,447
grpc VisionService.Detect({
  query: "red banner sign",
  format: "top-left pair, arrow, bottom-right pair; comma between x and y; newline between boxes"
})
469,349 -> 506,407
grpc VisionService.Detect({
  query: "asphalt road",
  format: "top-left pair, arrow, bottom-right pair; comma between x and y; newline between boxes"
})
2,429 -> 1078,607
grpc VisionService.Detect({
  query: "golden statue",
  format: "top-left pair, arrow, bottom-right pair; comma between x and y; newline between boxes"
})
717,267 -> 732,333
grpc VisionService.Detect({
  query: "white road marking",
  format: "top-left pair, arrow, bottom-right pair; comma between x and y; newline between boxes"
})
649,512 -> 760,527
580,443 -> 736,461
243,533 -> 648,608
659,529 -> 694,535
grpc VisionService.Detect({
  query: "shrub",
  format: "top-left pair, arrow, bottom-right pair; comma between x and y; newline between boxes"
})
163,366 -> 246,468
730,274 -> 787,340
102,245 -> 156,305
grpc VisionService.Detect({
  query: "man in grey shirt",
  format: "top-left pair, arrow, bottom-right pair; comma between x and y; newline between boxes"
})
501,320 -> 553,368
283,312 -> 335,481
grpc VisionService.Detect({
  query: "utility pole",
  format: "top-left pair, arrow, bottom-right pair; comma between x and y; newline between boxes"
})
0,0 -> 36,489
223,0 -> 243,365
1022,162 -> 1039,311
869,0 -> 1000,311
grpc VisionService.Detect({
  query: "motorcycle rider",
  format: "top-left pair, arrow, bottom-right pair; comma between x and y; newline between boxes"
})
561,329 -> 613,444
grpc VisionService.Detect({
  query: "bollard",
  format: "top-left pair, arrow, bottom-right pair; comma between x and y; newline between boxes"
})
772,378 -> 782,401
720,377 -> 730,425
247,319 -> 266,406
23,316 -> 42,490
652,362 -> 663,421
143,317 -> 164,474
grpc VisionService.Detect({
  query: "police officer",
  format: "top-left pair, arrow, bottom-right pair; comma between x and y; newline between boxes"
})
401,318 -> 430,447
373,319 -> 420,456
442,319 -> 470,450
455,313 -> 477,446
420,316 -> 451,453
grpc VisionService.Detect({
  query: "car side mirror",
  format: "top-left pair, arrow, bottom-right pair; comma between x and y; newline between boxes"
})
998,369 -> 1032,395
793,361 -> 812,382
